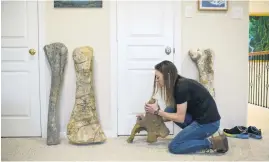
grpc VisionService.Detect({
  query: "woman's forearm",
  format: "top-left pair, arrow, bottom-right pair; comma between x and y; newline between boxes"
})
162,117 -> 171,122
158,110 -> 185,123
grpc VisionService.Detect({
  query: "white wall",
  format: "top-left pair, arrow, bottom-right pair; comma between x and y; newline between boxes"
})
43,1 -> 249,137
249,1 -> 269,14
180,1 -> 249,128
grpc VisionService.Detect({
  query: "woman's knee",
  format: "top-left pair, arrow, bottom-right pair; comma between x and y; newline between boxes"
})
168,141 -> 177,154
168,142 -> 178,154
168,142 -> 185,154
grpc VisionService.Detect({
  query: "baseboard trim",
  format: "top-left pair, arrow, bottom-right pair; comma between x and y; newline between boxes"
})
59,129 -> 117,139
104,130 -> 117,138
57,127 -> 223,139
60,132 -> 67,139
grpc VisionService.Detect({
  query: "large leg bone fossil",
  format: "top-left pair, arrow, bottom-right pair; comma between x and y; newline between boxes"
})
188,48 -> 215,98
67,46 -> 106,144
43,42 -> 68,145
127,98 -> 170,143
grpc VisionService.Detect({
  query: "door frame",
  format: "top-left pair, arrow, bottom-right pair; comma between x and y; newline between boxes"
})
110,1 -> 183,137
37,1 -> 49,138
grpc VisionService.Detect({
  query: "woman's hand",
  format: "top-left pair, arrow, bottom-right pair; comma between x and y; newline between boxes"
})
145,101 -> 159,114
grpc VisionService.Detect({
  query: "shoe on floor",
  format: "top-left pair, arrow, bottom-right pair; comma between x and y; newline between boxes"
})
223,126 -> 249,139
248,126 -> 262,139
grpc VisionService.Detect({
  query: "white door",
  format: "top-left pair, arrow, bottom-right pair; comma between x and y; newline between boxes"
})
1,1 -> 41,136
117,1 -> 175,135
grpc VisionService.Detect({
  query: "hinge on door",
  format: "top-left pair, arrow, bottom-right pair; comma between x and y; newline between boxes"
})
173,48 -> 175,54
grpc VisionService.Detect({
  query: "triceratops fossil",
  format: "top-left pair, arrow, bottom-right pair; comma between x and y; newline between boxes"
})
127,98 -> 170,143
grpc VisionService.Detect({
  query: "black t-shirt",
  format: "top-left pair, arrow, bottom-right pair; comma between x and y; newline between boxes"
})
173,76 -> 221,124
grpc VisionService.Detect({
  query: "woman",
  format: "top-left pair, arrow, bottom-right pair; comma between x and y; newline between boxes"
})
144,60 -> 228,154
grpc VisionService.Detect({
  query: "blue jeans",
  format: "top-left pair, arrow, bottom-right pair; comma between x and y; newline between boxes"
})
165,107 -> 220,154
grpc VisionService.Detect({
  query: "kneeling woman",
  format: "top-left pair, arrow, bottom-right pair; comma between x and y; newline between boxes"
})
144,60 -> 228,154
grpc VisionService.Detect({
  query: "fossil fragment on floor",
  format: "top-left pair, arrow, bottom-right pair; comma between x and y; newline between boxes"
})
127,98 -> 170,143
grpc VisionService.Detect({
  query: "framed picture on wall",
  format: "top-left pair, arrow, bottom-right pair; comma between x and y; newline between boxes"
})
54,0 -> 102,8
249,13 -> 269,53
198,0 -> 228,11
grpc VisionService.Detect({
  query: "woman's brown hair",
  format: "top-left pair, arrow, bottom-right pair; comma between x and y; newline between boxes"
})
152,60 -> 181,107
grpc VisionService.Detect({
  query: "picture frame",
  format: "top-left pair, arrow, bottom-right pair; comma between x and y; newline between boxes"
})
54,0 -> 102,8
198,0 -> 228,11
249,13 -> 269,53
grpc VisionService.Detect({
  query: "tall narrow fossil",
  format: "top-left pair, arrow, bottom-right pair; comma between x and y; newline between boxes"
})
43,42 -> 68,145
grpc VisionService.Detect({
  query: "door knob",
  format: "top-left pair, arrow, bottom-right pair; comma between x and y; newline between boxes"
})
29,49 -> 36,55
165,46 -> 171,55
